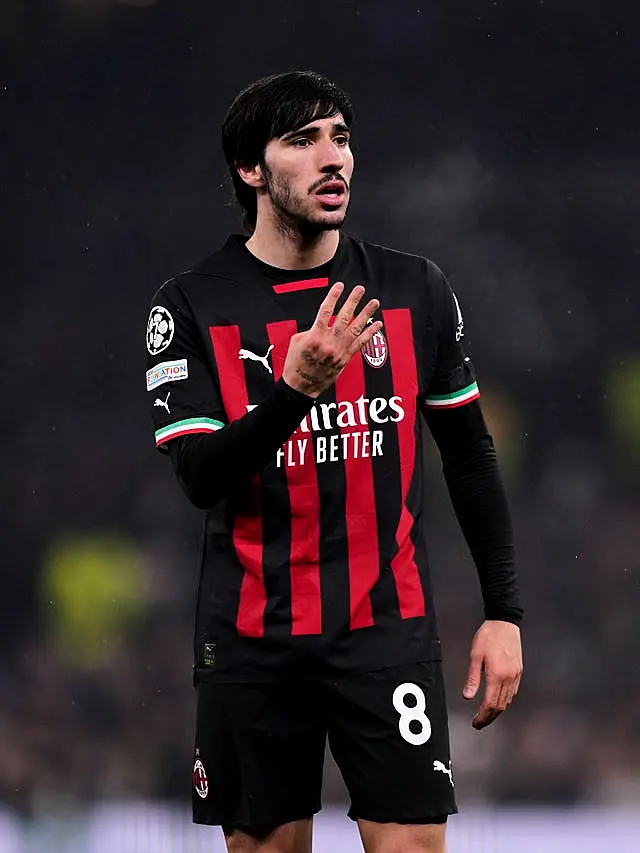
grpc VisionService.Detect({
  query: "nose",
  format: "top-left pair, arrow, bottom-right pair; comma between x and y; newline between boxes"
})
317,138 -> 345,172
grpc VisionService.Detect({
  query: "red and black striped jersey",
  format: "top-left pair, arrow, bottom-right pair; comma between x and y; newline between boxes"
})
145,234 -> 480,680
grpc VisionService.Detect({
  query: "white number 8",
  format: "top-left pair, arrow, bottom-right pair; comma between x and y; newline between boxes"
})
392,682 -> 432,746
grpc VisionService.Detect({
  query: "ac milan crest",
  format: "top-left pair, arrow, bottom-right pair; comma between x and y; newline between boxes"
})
193,757 -> 209,799
362,328 -> 388,368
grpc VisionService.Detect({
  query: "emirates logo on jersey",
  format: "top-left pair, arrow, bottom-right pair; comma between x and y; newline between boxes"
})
362,329 -> 388,368
193,756 -> 208,799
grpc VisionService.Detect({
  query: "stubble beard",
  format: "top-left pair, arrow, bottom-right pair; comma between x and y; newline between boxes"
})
264,170 -> 348,240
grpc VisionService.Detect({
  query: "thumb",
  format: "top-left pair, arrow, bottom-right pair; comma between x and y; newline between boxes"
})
464,654 -> 482,699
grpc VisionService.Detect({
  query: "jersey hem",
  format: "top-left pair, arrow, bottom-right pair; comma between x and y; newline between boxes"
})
192,635 -> 443,683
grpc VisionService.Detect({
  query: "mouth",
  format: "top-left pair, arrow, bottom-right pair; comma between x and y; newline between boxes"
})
314,179 -> 348,208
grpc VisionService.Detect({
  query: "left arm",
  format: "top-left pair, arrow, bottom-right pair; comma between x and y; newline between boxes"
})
420,264 -> 523,729
424,400 -> 523,729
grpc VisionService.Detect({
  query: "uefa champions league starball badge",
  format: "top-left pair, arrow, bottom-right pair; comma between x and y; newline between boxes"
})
146,306 -> 175,355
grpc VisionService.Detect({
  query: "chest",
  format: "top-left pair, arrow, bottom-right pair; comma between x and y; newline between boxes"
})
192,264 -> 437,417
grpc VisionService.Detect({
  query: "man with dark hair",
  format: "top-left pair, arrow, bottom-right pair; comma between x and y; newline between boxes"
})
145,70 -> 523,853
221,71 -> 354,234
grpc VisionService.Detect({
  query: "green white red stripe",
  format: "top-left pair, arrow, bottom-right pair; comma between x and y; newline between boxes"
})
424,382 -> 480,409
155,417 -> 224,446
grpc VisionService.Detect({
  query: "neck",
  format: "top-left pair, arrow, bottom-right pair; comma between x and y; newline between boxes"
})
245,215 -> 340,270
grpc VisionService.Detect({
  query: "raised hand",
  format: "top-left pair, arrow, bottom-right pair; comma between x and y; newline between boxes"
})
282,282 -> 382,398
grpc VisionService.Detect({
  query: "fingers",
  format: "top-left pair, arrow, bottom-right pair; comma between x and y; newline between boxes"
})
463,652 -> 482,700
333,283 -> 367,333
349,300 -> 381,341
349,316 -> 383,357
472,676 -> 503,730
472,705 -> 503,730
313,281 -> 345,330
312,282 -> 382,353
503,670 -> 522,708
472,673 -> 520,730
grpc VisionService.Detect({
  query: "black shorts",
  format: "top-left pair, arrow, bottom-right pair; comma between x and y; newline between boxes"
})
192,661 -> 457,831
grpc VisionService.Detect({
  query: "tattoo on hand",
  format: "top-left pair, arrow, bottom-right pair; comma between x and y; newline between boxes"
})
295,368 -> 320,386
297,350 -> 343,389
319,354 -> 341,370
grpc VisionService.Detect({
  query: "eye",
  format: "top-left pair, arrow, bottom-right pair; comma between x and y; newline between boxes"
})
334,135 -> 350,147
291,137 -> 312,148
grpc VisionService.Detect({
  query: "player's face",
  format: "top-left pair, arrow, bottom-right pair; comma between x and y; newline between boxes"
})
261,114 -> 354,232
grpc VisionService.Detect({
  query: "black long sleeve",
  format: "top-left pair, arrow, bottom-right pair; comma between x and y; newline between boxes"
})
168,378 -> 315,509
424,400 -> 523,625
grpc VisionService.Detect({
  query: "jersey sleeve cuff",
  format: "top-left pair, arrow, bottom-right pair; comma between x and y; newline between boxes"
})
483,607 -> 523,626
155,417 -> 225,447
275,378 -> 317,411
424,381 -> 480,410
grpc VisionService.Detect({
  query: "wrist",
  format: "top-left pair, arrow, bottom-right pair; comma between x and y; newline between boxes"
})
281,371 -> 323,399
278,377 -> 320,403
483,616 -> 522,629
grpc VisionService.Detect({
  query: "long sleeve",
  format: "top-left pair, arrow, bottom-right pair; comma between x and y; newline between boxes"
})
167,378 -> 315,509
424,399 -> 523,625
145,281 -> 315,509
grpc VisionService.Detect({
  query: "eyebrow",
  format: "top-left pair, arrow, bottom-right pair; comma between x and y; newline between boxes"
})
281,121 -> 351,141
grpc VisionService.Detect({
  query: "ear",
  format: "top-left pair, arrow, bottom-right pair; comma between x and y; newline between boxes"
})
236,163 -> 265,189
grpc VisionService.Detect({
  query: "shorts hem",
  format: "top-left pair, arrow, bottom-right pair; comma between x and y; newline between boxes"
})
193,803 -> 322,830
347,807 -> 457,824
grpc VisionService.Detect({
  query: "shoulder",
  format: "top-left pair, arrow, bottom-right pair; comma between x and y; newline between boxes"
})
150,235 -> 245,308
186,234 -> 246,280
344,234 -> 446,286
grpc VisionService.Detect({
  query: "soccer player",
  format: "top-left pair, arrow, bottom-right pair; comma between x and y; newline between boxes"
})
145,71 -> 523,853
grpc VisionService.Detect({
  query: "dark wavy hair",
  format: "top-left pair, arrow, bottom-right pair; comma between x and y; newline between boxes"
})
221,71 -> 353,232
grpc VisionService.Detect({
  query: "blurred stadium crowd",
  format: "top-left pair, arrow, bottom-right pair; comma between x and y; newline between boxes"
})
2,0 -> 639,821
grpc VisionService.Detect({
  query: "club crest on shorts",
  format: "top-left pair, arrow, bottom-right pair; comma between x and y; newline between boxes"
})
362,326 -> 388,368
146,305 -> 175,355
193,755 -> 209,799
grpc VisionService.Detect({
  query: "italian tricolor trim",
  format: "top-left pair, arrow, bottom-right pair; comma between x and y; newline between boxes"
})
155,417 -> 224,446
424,382 -> 480,409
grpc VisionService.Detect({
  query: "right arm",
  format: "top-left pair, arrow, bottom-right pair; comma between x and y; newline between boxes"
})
168,380 -> 314,509
146,281 -> 381,510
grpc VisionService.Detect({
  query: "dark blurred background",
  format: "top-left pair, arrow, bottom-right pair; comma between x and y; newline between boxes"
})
2,0 -> 639,835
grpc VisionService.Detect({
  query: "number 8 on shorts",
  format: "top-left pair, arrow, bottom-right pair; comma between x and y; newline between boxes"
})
392,682 -> 432,746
